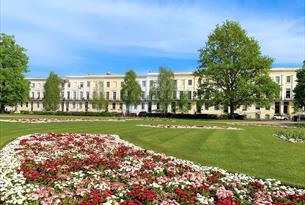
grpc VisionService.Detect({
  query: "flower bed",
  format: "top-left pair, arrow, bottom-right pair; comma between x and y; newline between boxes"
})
275,130 -> 305,143
137,124 -> 243,130
1,133 -> 304,205
227,122 -> 303,129
0,118 -> 126,123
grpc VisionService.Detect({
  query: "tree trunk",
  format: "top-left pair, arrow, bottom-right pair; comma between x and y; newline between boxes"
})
0,104 -> 5,113
229,104 -> 235,119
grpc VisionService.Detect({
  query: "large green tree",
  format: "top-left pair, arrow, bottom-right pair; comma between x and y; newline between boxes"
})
151,67 -> 176,113
293,60 -> 305,112
121,70 -> 141,113
0,33 -> 30,112
91,82 -> 108,111
177,92 -> 191,113
194,20 -> 280,117
43,71 -> 61,111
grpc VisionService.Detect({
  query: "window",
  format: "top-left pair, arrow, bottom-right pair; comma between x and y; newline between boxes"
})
134,105 -> 137,109
119,103 -> 123,109
265,105 -> 270,110
188,80 -> 192,86
80,82 -> 84,88
106,92 -> 109,100
173,91 -> 177,99
286,88 -> 291,99
174,80 -> 178,88
121,81 -> 124,87
31,83 -> 35,88
141,103 -> 145,110
256,104 -> 260,110
188,91 -> 192,100
275,76 -> 280,84
142,81 -> 146,87
67,91 -> 70,100
157,103 -> 160,110
149,80 -> 154,87
87,81 -> 90,87
79,102 -> 82,109
113,92 -> 117,100
205,103 -> 209,110
112,103 -> 116,109
68,82 -> 71,88
107,82 -> 110,87
86,91 -> 90,100
73,102 -> 76,109
37,92 -> 40,99
37,102 -> 39,108
242,105 -> 247,111
286,76 -> 291,83
26,102 -> 28,108
31,92 -> 34,98
141,91 -> 145,99
180,91 -> 184,99
80,91 -> 83,99
214,105 -> 219,110
73,91 -> 76,100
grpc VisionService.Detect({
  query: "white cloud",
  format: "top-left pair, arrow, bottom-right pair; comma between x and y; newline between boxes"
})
2,0 -> 304,67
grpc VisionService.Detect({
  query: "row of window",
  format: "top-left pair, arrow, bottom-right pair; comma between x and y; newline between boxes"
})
32,76 -> 293,90
275,75 -> 292,84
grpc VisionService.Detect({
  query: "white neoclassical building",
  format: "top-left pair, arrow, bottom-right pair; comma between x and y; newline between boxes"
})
15,67 -> 301,119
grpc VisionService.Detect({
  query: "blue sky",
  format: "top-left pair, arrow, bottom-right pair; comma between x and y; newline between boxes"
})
2,0 -> 305,77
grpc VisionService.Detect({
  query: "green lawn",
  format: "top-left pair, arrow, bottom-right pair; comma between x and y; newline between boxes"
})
0,114 -> 304,188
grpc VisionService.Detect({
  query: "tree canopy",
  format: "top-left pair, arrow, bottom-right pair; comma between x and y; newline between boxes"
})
121,70 -> 141,113
43,71 -> 61,111
151,67 -> 176,113
0,33 -> 30,112
293,60 -> 305,112
91,82 -> 108,111
177,92 -> 191,113
194,20 -> 280,116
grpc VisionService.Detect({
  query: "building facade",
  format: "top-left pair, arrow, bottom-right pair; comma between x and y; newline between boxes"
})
15,68 -> 301,119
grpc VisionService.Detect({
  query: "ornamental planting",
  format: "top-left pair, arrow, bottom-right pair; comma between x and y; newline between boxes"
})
0,133 -> 304,205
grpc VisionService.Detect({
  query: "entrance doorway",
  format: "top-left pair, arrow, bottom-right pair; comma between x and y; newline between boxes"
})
284,102 -> 289,114
275,102 -> 280,114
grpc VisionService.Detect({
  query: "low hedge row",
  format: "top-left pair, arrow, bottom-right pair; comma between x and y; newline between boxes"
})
19,111 -> 122,117
18,110 -> 245,119
139,112 -> 246,120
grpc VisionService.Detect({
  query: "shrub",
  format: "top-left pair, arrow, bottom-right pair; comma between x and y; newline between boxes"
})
275,130 -> 305,143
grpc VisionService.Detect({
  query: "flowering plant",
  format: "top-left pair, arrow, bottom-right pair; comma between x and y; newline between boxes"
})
0,118 -> 126,123
137,124 -> 242,130
0,133 -> 304,204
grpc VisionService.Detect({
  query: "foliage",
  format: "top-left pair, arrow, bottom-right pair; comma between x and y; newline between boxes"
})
1,117 -> 305,187
275,130 -> 305,143
19,110 -> 122,117
151,67 -> 176,113
121,70 -> 141,113
1,133 -> 304,204
43,72 -> 61,111
194,20 -> 281,116
293,61 -> 305,111
91,81 -> 108,111
0,33 -> 30,112
177,92 -> 191,113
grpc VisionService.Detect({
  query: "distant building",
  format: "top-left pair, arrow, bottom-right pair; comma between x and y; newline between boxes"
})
14,68 -> 301,119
